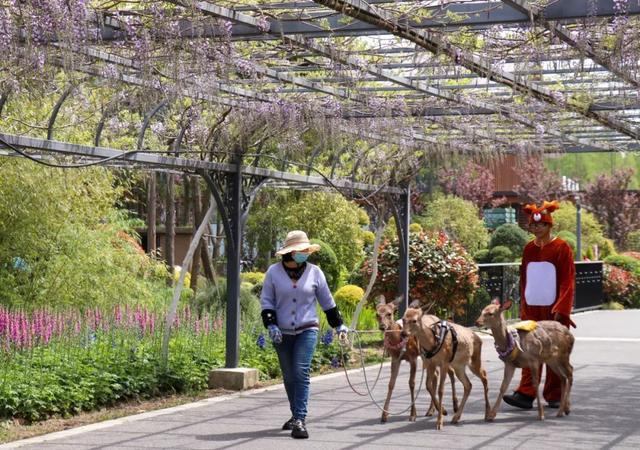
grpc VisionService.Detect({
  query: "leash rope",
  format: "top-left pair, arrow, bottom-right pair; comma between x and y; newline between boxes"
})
338,330 -> 385,396
340,329 -> 426,416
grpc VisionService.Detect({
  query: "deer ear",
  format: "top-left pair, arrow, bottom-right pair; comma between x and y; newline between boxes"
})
501,299 -> 513,311
409,299 -> 420,309
491,298 -> 501,306
392,295 -> 404,307
376,295 -> 387,306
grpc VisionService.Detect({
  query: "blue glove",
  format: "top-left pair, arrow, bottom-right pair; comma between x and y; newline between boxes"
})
268,324 -> 282,344
335,324 -> 349,341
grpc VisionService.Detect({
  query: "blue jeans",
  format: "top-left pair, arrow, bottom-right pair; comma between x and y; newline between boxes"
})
274,329 -> 318,421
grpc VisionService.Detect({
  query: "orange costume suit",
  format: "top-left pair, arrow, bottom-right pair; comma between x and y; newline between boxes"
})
516,236 -> 575,402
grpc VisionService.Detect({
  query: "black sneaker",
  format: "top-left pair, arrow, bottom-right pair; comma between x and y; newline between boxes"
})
282,417 -> 295,430
503,392 -> 534,409
291,419 -> 309,439
546,400 -> 560,409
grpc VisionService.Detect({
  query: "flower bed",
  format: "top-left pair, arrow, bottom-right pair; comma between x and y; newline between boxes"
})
0,305 -> 367,423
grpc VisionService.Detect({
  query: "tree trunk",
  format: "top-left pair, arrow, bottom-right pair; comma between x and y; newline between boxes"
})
212,217 -> 222,261
147,172 -> 157,256
165,172 -> 176,283
181,176 -> 191,226
162,196 -> 216,366
199,191 -> 216,283
190,177 -> 202,293
350,215 -> 386,331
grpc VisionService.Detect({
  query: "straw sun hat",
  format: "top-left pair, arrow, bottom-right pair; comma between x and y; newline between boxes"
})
275,230 -> 321,256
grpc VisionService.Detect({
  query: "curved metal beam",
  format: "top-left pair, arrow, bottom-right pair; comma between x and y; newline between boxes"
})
0,91 -> 9,119
137,100 -> 169,151
329,146 -> 349,179
94,102 -> 120,147
47,84 -> 76,140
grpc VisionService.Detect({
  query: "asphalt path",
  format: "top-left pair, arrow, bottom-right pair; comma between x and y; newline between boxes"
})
3,310 -> 639,450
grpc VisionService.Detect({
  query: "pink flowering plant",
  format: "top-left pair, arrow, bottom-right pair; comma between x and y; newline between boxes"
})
0,304 -> 227,422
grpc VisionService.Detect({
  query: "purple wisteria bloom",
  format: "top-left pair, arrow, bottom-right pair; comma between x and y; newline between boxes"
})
330,356 -> 340,368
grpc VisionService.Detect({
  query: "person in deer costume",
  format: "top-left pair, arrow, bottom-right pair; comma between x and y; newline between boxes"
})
503,200 -> 576,410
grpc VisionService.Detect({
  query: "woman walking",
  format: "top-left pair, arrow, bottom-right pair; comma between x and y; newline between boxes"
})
261,230 -> 348,439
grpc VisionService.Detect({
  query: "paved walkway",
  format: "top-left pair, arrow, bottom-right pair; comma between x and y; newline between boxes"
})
3,310 -> 640,450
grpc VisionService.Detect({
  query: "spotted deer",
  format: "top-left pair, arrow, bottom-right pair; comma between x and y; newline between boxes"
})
402,304 -> 490,430
476,299 -> 574,421
375,296 -> 458,423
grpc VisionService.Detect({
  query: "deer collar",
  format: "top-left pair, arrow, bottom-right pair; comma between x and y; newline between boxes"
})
384,333 -> 407,351
495,327 -> 522,362
422,320 -> 458,362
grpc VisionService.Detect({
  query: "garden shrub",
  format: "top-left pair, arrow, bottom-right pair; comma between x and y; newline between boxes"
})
473,249 -> 490,264
357,209 -> 370,226
489,245 -> 513,263
553,201 -> 607,255
192,278 -> 261,326
604,254 -> 640,273
240,271 -> 265,285
460,285 -> 491,326
556,230 -> 577,256
416,194 -> 489,255
602,301 -> 625,310
622,251 -> 640,261
603,264 -> 640,308
598,238 -> 616,259
362,230 -> 375,247
360,231 -> 478,318
409,223 -> 423,233
308,239 -> 340,291
489,223 -> 530,257
347,258 -> 366,288
244,189 -> 365,273
240,271 -> 265,296
332,284 -> 365,326
627,230 -> 640,252
0,160 -> 168,309
334,284 -> 364,308
283,191 -> 365,271
172,266 -> 192,287
584,246 -> 595,260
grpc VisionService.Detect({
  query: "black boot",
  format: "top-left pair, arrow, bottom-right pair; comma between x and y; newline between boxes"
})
282,417 -> 295,430
291,419 -> 309,439
503,392 -> 534,409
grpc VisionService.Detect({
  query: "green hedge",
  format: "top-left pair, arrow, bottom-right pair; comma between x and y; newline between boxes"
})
604,254 -> 640,274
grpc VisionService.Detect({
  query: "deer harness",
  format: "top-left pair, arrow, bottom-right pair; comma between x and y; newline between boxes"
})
422,320 -> 458,362
495,321 -> 536,362
495,328 -> 522,362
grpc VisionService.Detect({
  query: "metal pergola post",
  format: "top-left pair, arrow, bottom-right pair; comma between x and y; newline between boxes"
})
394,185 -> 411,316
576,194 -> 583,261
224,153 -> 243,368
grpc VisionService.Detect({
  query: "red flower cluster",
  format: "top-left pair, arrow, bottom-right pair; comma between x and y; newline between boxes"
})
362,231 -> 477,318
603,264 -> 640,306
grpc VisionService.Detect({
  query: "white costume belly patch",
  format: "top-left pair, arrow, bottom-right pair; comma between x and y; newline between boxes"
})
524,261 -> 557,306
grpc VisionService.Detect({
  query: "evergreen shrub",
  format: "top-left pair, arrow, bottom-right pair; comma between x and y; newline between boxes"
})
308,239 -> 340,291
489,223 -> 529,257
489,245 -> 513,263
